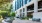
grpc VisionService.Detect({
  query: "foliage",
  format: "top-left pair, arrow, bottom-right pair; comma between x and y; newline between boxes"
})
1,12 -> 8,19
21,17 -> 29,20
0,3 -> 12,11
10,12 -> 15,17
0,0 -> 12,3
0,1 -> 15,19
9,4 -> 13,12
27,15 -> 33,18
0,12 -> 16,19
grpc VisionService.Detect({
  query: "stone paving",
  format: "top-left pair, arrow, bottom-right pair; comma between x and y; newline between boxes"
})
12,20 -> 42,23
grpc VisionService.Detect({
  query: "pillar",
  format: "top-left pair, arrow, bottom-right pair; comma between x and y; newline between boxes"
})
34,0 -> 38,13
25,7 -> 27,17
33,0 -> 38,19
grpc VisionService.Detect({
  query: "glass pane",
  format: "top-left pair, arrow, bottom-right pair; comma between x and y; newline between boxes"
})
23,8 -> 25,12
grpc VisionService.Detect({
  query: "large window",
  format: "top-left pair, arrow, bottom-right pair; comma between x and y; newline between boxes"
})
17,0 -> 20,10
27,4 -> 34,11
29,0 -> 31,2
19,0 -> 21,8
15,2 -> 17,11
25,0 -> 27,4
38,1 -> 42,12
38,1 -> 42,9
21,0 -> 23,6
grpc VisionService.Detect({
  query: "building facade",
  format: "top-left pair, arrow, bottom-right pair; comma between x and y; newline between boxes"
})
14,0 -> 42,21
15,0 -> 31,17
15,0 -> 31,11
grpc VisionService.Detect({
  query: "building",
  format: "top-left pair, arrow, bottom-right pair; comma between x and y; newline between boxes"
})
14,0 -> 42,21
15,0 -> 31,17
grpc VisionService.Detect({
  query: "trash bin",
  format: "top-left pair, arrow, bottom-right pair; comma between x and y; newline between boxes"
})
32,18 -> 40,22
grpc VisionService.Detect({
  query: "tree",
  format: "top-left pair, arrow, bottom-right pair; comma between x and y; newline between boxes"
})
1,12 -> 8,19
0,0 -> 13,3
9,4 -> 13,12
10,12 -> 15,17
0,3 -> 12,19
0,0 -> 14,19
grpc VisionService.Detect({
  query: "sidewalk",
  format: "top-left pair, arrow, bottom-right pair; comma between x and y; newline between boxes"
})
12,20 -> 42,23
0,18 -> 3,23
0,20 -> 2,23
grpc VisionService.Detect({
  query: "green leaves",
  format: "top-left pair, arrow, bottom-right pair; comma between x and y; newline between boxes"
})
0,3 -> 12,11
0,0 -> 12,3
0,2 -> 13,19
10,12 -> 15,17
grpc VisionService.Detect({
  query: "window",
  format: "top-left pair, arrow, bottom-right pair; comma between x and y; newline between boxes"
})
23,8 -> 25,12
25,0 -> 27,4
23,13 -> 25,17
17,0 -> 20,9
15,2 -> 17,11
29,0 -> 31,2
38,1 -> 42,9
19,0 -> 21,8
27,0 -> 29,3
20,9 -> 22,13
21,0 -> 23,6
27,4 -> 34,11
23,0 -> 25,5
20,13 -> 22,18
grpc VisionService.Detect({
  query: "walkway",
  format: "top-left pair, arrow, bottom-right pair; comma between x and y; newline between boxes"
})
12,20 -> 42,23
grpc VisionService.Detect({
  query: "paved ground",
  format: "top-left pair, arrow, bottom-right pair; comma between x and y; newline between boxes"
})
12,20 -> 42,23
0,21 -> 2,23
0,20 -> 2,23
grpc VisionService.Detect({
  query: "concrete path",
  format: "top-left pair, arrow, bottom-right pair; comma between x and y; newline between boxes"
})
12,20 -> 42,23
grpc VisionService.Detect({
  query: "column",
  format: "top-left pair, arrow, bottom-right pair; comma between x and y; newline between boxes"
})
34,0 -> 38,13
33,0 -> 38,19
22,8 -> 23,17
25,7 -> 27,17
